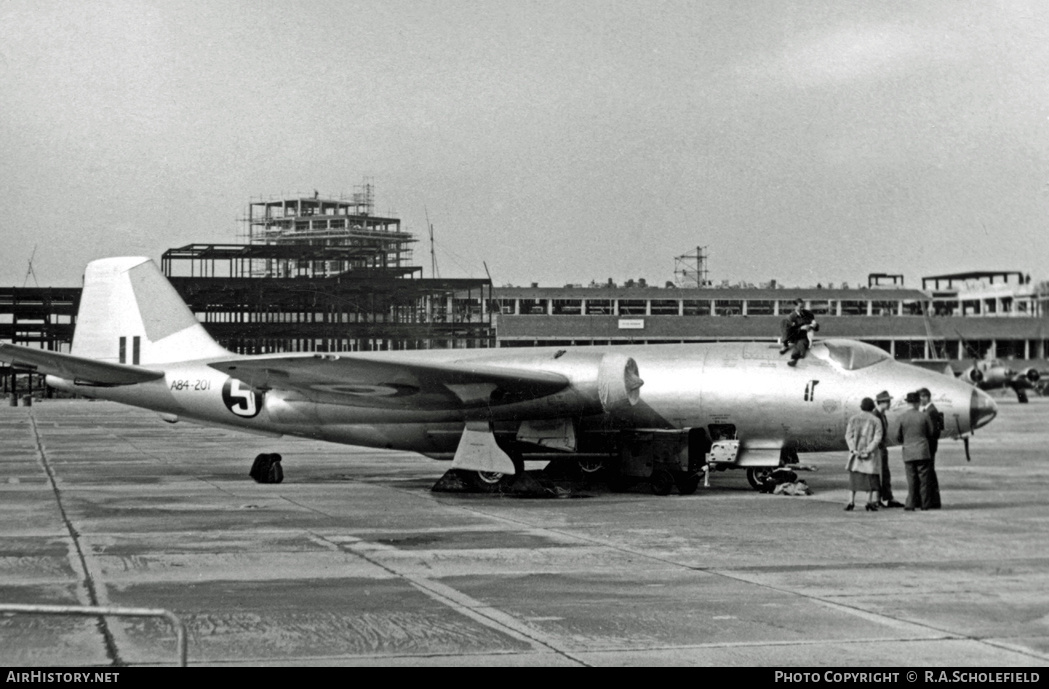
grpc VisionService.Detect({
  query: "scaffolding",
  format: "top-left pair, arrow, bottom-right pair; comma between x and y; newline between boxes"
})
0,287 -> 79,397
162,186 -> 493,353
0,287 -> 79,350
241,181 -> 413,278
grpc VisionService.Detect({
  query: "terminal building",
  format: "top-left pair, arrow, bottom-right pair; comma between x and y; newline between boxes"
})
490,271 -> 1049,364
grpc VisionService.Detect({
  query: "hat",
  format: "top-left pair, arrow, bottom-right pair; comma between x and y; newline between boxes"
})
860,397 -> 875,412
875,390 -> 892,404
917,387 -> 931,397
905,391 -> 921,404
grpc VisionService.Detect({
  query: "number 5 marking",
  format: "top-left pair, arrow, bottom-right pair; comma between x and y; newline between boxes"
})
222,378 -> 262,418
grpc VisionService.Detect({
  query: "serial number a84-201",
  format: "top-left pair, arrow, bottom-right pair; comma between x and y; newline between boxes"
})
170,379 -> 212,391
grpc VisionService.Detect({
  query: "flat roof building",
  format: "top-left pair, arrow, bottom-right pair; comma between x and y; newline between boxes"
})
491,277 -> 1049,363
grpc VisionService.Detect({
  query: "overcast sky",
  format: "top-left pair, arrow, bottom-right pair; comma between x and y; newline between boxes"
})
2,0 -> 1048,289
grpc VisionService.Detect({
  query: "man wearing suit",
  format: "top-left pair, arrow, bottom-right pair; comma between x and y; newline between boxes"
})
874,390 -> 904,508
918,387 -> 943,509
896,391 -> 937,511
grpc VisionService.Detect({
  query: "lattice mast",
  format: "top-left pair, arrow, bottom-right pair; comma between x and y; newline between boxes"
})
674,246 -> 709,288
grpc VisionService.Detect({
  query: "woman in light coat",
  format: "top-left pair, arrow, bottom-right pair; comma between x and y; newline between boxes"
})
844,397 -> 884,511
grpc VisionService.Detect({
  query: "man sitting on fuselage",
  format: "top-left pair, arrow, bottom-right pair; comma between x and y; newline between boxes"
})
780,298 -> 818,367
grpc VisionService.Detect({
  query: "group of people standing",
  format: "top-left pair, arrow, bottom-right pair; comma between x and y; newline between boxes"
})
779,299 -> 946,510
844,388 -> 944,512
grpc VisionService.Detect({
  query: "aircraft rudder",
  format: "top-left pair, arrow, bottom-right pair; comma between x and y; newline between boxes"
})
72,257 -> 229,365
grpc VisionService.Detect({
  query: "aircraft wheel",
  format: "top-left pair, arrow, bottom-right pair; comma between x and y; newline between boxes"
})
746,467 -> 775,491
650,469 -> 674,496
249,453 -> 272,483
464,470 -> 513,493
475,471 -> 504,485
577,458 -> 605,483
675,472 -> 701,495
578,458 -> 604,475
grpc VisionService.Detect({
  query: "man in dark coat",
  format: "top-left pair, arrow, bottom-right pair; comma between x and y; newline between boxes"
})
875,390 -> 903,508
896,391 -> 937,511
918,387 -> 943,509
779,299 -> 818,367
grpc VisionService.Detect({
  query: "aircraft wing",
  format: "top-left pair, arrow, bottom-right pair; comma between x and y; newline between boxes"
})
208,354 -> 571,410
0,343 -> 165,386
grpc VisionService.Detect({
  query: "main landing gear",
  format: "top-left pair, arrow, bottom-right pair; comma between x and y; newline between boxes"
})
249,453 -> 284,484
743,448 -> 802,492
461,449 -> 529,492
745,466 -> 797,491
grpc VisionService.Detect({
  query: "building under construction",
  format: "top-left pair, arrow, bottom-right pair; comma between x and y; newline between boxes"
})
0,287 -> 79,351
162,185 -> 493,353
0,286 -> 80,397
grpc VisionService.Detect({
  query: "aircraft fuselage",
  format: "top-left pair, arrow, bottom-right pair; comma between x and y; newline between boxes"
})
48,339 -> 997,462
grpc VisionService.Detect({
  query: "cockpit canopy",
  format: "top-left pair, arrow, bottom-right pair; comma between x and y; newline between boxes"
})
814,339 -> 893,371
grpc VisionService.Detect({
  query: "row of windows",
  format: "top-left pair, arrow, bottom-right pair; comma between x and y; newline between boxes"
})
496,299 -> 916,316
497,296 -> 1044,318
499,338 -> 1048,359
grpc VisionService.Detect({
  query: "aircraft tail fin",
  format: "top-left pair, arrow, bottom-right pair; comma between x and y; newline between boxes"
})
71,257 -> 230,365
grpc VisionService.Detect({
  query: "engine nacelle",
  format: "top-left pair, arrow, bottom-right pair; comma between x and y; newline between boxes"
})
465,350 -> 644,420
1023,367 -> 1040,383
597,353 -> 644,411
264,389 -> 320,427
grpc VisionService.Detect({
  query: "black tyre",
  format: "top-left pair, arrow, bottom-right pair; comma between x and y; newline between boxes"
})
746,467 -> 775,491
650,469 -> 674,496
475,471 -> 504,485
577,458 -> 604,475
675,472 -> 701,495
249,453 -> 272,483
466,470 -> 510,493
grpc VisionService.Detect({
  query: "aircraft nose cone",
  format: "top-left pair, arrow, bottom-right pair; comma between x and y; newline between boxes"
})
970,389 -> 998,430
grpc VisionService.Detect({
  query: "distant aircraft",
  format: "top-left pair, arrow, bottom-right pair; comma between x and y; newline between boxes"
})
0,258 -> 999,494
958,357 -> 1041,403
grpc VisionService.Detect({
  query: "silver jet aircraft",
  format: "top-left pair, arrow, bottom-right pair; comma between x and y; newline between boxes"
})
0,258 -> 999,494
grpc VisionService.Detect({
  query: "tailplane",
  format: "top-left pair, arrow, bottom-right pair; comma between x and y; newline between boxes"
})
72,257 -> 230,364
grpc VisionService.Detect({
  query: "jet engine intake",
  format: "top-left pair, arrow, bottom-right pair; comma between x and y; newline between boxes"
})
597,354 -> 643,411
